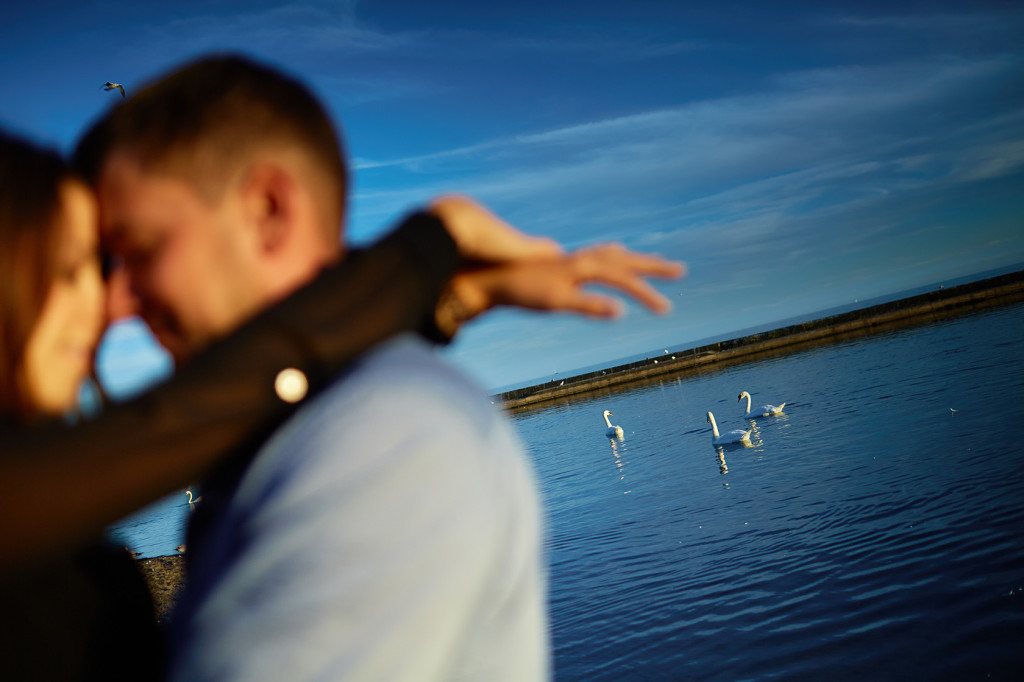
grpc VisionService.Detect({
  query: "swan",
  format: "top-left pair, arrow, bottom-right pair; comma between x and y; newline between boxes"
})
707,411 -> 752,445
185,489 -> 202,505
738,391 -> 785,418
603,410 -> 624,439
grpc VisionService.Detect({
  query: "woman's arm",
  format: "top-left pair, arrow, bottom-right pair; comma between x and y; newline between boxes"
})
0,212 -> 457,570
0,195 -> 684,571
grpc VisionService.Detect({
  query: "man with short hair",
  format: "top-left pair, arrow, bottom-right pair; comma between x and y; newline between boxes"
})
89,54 -> 681,680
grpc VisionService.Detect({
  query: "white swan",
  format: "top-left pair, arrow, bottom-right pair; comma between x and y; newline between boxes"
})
603,410 -> 624,439
707,411 -> 752,445
185,489 -> 202,505
738,391 -> 785,418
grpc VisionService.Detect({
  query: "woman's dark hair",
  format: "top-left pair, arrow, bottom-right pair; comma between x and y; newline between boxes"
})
0,129 -> 69,416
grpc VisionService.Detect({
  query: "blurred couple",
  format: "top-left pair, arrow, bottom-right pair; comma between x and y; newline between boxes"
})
0,54 -> 683,680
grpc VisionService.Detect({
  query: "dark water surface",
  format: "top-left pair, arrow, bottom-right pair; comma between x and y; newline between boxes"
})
109,489 -> 191,558
111,303 -> 1024,679
512,302 -> 1023,680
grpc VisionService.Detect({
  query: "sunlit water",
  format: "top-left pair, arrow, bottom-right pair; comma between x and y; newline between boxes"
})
111,303 -> 1024,679
513,302 -> 1024,680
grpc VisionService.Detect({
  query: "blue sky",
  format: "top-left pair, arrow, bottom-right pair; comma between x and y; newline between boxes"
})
2,1 -> 1022,392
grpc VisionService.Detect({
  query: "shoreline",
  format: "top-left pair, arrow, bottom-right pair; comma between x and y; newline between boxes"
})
497,269 -> 1024,410
136,271 -> 1023,617
137,554 -> 185,622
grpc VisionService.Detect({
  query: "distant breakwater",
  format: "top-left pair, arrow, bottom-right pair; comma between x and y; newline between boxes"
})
496,269 -> 1024,410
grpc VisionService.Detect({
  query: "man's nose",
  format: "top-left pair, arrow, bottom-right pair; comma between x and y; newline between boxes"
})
105,266 -> 140,322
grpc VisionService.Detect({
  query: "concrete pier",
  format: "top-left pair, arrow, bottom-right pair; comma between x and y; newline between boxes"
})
496,269 -> 1024,410
137,554 -> 185,622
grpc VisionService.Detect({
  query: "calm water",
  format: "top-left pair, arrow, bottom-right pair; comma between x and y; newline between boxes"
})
112,303 -> 1024,679
513,302 -> 1024,680
109,489 -> 193,557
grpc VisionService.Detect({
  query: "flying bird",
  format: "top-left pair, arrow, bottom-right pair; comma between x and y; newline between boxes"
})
103,81 -> 126,98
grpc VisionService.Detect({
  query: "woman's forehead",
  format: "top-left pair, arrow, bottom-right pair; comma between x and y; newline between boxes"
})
55,179 -> 99,253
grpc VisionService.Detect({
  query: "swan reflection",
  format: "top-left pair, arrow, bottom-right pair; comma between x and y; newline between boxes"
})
714,446 -> 729,474
609,437 -> 630,492
711,422 -> 763,476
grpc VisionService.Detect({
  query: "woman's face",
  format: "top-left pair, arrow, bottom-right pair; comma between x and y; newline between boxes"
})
17,179 -> 105,415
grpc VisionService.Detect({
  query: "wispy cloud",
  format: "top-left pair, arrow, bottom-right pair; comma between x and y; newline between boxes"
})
105,2 -> 422,81
371,45 -> 1024,387
454,31 -> 704,62
7,1 -> 1018,391
353,53 -> 1024,248
827,9 -> 1024,32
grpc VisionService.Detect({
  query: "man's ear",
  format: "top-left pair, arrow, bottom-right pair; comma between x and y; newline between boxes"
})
239,162 -> 296,254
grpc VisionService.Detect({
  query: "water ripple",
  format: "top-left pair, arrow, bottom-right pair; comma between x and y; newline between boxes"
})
530,304 -> 1024,680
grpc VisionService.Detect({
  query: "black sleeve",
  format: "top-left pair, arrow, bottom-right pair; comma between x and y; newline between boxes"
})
0,211 -> 458,571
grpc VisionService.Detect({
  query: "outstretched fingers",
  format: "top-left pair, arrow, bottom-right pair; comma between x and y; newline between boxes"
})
549,290 -> 624,319
567,244 -> 686,314
469,242 -> 684,319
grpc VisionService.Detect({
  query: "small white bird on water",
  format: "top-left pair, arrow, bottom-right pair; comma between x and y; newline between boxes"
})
707,411 -> 752,445
603,410 -> 624,439
738,391 -> 785,418
103,81 -> 126,97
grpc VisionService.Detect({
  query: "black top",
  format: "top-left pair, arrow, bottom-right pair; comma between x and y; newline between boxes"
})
0,211 -> 457,680
0,541 -> 163,680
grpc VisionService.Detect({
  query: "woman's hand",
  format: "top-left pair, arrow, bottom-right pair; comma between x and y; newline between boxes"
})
428,195 -> 563,264
434,242 -> 685,336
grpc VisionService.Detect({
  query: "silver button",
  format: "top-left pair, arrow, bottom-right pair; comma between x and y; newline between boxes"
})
275,368 -> 308,403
